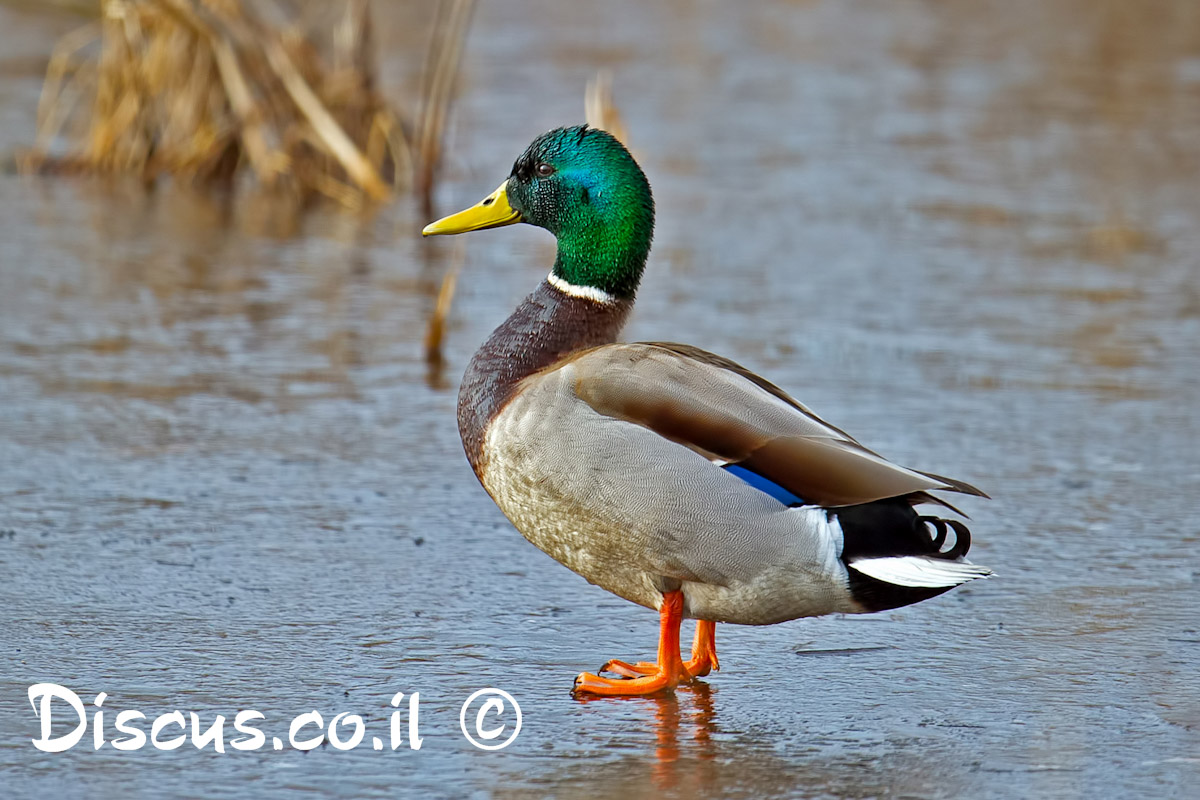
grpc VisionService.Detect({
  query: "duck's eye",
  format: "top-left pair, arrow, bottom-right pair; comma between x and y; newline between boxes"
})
535,162 -> 555,177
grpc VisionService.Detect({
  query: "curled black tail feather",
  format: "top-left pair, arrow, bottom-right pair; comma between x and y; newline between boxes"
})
917,515 -> 972,560
835,500 -> 974,563
837,499 -> 977,612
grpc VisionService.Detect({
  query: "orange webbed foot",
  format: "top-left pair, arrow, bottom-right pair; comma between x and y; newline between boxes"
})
573,668 -> 683,697
598,659 -> 659,678
573,595 -> 722,698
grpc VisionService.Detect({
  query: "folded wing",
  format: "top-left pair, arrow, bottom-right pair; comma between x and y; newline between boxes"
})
562,342 -> 986,508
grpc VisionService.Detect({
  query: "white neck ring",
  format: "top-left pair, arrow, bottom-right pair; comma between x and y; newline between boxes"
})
546,272 -> 617,304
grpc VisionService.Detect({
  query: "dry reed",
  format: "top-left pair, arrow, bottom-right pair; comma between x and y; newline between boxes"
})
20,0 -> 474,208
414,0 -> 476,216
585,69 -> 629,146
423,238 -> 464,370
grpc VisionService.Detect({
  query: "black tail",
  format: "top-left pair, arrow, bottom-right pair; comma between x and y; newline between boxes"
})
833,498 -> 977,613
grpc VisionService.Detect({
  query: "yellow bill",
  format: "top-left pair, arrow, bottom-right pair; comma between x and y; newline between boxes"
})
421,181 -> 521,236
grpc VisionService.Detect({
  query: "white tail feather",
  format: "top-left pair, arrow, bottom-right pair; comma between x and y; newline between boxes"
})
849,556 -> 993,588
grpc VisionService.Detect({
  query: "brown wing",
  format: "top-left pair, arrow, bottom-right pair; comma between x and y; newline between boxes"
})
563,342 -> 987,508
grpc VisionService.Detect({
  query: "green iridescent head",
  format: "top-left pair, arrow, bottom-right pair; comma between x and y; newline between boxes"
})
423,126 -> 655,299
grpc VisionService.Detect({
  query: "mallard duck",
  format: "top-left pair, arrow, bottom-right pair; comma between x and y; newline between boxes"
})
423,125 -> 991,697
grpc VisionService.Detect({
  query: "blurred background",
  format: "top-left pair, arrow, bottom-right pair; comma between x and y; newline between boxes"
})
1,1 -> 1198,798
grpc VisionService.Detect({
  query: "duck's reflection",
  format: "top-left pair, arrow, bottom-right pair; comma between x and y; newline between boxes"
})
576,681 -> 719,791
651,682 -> 718,787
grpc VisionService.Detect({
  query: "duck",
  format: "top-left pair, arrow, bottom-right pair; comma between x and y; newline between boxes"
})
422,125 -> 992,697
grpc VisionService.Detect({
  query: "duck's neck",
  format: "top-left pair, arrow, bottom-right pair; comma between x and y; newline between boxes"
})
551,215 -> 648,300
458,278 -> 633,473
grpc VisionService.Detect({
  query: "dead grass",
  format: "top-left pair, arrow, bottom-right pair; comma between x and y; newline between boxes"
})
414,0 -> 476,216
19,0 -> 475,209
585,69 -> 629,146
423,238 -> 464,371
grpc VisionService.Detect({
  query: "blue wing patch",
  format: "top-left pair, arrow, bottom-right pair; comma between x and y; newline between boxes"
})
723,464 -> 807,506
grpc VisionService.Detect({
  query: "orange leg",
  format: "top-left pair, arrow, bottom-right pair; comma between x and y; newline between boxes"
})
601,619 -> 720,679
573,591 -> 689,696
686,619 -> 720,677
